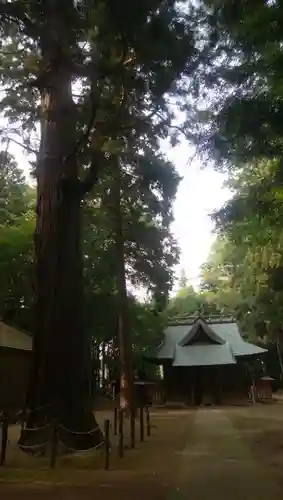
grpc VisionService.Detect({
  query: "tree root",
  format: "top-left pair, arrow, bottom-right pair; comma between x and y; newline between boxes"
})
18,405 -> 104,455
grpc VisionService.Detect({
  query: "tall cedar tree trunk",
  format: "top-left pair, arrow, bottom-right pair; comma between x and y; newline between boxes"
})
113,160 -> 135,411
19,3 -> 102,452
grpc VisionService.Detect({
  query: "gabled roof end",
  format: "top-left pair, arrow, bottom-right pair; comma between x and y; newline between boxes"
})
180,318 -> 226,347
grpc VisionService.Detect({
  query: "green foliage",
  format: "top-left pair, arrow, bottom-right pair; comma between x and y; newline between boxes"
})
166,252 -> 240,321
198,156 -> 283,341
0,215 -> 34,327
192,1 -> 283,168
167,285 -> 202,318
0,1 -> 202,169
82,148 -> 180,341
172,1 -> 283,347
0,151 -> 35,329
0,150 -> 34,225
0,148 -> 175,360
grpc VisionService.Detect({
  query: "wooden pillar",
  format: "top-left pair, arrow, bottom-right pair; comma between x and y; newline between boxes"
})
191,385 -> 194,406
214,366 -> 222,405
218,366 -> 223,405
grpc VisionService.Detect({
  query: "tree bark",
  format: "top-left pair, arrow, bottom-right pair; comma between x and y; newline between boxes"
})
276,335 -> 283,379
112,159 -> 135,411
101,342 -> 106,390
91,339 -> 99,396
19,3 -> 102,453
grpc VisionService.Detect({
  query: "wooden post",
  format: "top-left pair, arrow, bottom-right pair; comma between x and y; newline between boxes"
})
118,410 -> 124,458
0,414 -> 9,466
250,383 -> 256,404
130,409 -> 135,449
139,406 -> 144,442
50,420 -> 58,469
20,412 -> 25,433
146,406 -> 151,437
113,407 -> 118,435
104,419 -> 110,470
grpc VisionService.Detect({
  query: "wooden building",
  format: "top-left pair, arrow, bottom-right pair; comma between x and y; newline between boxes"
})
256,376 -> 274,402
0,321 -> 32,414
147,315 -> 267,406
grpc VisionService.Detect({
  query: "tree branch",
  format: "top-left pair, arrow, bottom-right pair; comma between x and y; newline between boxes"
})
79,151 -> 105,197
0,1 -> 38,37
7,136 -> 38,155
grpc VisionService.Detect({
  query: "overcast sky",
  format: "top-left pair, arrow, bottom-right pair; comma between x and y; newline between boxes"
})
163,140 -> 231,289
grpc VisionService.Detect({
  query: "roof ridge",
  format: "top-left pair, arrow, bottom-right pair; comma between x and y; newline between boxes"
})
168,315 -> 236,326
179,318 -> 225,346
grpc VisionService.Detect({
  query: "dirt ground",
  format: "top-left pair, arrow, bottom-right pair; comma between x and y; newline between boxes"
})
0,408 -> 194,499
2,403 -> 283,499
230,401 -> 283,491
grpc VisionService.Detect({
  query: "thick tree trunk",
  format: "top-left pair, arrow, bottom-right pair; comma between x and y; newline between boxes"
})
19,4 -> 102,453
113,160 -> 134,411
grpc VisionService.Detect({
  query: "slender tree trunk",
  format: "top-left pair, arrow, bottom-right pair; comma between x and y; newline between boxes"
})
95,342 -> 100,389
276,335 -> 283,379
91,339 -> 99,395
112,159 -> 134,410
19,3 -> 102,452
101,342 -> 106,390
